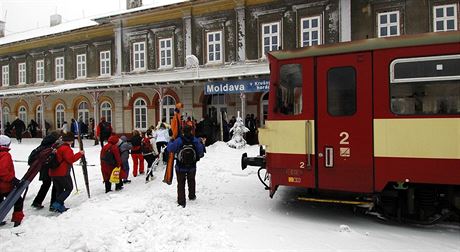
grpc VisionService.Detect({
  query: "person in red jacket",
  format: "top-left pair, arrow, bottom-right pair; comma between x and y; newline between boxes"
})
100,135 -> 123,193
49,132 -> 84,213
0,135 -> 23,227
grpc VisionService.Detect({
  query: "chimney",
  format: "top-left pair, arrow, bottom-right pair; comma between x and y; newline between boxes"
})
50,14 -> 62,27
0,20 -> 5,38
127,0 -> 142,9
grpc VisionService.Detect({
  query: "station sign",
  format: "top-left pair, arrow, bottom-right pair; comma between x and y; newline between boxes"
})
204,79 -> 269,95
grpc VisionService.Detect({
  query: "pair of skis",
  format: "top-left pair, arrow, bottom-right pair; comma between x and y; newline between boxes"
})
75,123 -> 91,198
145,147 -> 165,183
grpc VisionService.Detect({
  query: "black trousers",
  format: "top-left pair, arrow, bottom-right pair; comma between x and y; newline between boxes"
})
176,170 -> 196,206
32,177 -> 57,207
0,191 -> 23,214
53,175 -> 73,205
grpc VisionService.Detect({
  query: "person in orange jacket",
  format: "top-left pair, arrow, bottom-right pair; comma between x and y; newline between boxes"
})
101,135 -> 123,193
0,135 -> 23,227
49,132 -> 84,213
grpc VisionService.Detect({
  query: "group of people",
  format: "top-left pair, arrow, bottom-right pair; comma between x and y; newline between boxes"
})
0,102 -> 206,227
98,103 -> 205,209
0,130 -> 85,227
4,118 -> 52,143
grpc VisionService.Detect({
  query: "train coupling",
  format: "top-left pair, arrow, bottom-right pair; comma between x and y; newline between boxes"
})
241,145 -> 266,170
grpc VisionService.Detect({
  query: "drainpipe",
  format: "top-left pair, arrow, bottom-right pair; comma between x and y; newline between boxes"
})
40,95 -> 46,137
0,98 -> 3,135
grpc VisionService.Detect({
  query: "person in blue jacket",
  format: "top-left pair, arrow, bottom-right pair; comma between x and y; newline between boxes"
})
167,125 -> 205,208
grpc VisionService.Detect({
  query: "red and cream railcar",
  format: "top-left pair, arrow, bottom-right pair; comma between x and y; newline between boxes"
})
242,31 -> 460,222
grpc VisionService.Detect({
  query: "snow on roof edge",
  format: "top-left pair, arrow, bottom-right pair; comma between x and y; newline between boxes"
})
0,19 -> 98,46
0,0 -> 189,47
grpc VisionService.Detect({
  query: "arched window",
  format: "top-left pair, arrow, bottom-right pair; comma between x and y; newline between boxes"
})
18,106 -> 27,123
100,102 -> 112,124
260,92 -> 269,127
2,107 -> 10,125
36,105 -> 42,125
56,104 -> 65,129
78,101 -> 89,125
162,95 -> 176,124
134,98 -> 147,130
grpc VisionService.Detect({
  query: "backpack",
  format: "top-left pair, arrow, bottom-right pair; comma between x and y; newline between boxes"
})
28,143 -> 62,170
43,144 -> 61,170
176,138 -> 198,168
101,145 -> 117,166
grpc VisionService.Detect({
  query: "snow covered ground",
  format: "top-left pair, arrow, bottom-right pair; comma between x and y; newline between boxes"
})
0,138 -> 459,252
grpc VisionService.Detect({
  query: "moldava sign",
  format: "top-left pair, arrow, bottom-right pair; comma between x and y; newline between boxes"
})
205,79 -> 269,95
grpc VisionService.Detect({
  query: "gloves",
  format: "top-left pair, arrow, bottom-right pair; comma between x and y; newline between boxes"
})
11,177 -> 20,187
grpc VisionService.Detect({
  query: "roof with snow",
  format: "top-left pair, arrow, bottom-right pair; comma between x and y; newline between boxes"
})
0,0 -> 189,47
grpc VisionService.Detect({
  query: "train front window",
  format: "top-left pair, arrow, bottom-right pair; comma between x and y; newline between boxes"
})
390,55 -> 460,115
276,64 -> 303,115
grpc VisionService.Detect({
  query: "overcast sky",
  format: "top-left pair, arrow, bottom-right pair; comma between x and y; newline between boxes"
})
0,0 -> 173,35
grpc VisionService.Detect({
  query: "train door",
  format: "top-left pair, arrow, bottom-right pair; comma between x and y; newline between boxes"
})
316,52 -> 373,193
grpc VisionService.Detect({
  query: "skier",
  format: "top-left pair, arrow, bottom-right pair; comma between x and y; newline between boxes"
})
142,130 -> 158,173
0,135 -> 23,227
155,123 -> 170,164
131,130 -> 144,177
11,117 -> 26,144
166,125 -> 205,208
49,132 -> 84,213
101,135 -> 123,192
97,117 -> 112,148
163,102 -> 183,184
27,119 -> 39,138
118,135 -> 132,184
30,131 -> 61,211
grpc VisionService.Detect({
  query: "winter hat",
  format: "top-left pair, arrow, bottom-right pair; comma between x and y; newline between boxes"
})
0,135 -> 11,147
62,132 -> 74,142
120,135 -> 127,142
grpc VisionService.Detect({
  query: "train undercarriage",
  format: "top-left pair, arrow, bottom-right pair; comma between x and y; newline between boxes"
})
242,153 -> 460,224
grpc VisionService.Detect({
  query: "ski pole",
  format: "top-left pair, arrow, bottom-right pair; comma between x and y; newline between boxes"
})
71,166 -> 79,194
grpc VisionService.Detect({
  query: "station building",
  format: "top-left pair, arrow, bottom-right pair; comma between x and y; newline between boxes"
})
0,0 -> 457,137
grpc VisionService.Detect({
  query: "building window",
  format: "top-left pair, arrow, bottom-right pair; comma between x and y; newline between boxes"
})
434,4 -> 458,32
133,41 -> 146,71
134,98 -> 147,130
18,106 -> 27,123
100,51 -> 111,76
55,57 -> 64,81
300,16 -> 321,47
55,104 -> 65,129
207,31 -> 222,63
159,38 -> 173,68
36,105 -> 42,125
262,22 -> 281,56
78,101 -> 89,125
3,107 -> 10,124
378,11 -> 400,37
76,54 -> 87,79
390,54 -> 460,115
162,95 -> 176,124
100,102 -> 112,124
2,65 -> 9,86
36,60 -> 44,83
18,62 -> 26,84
